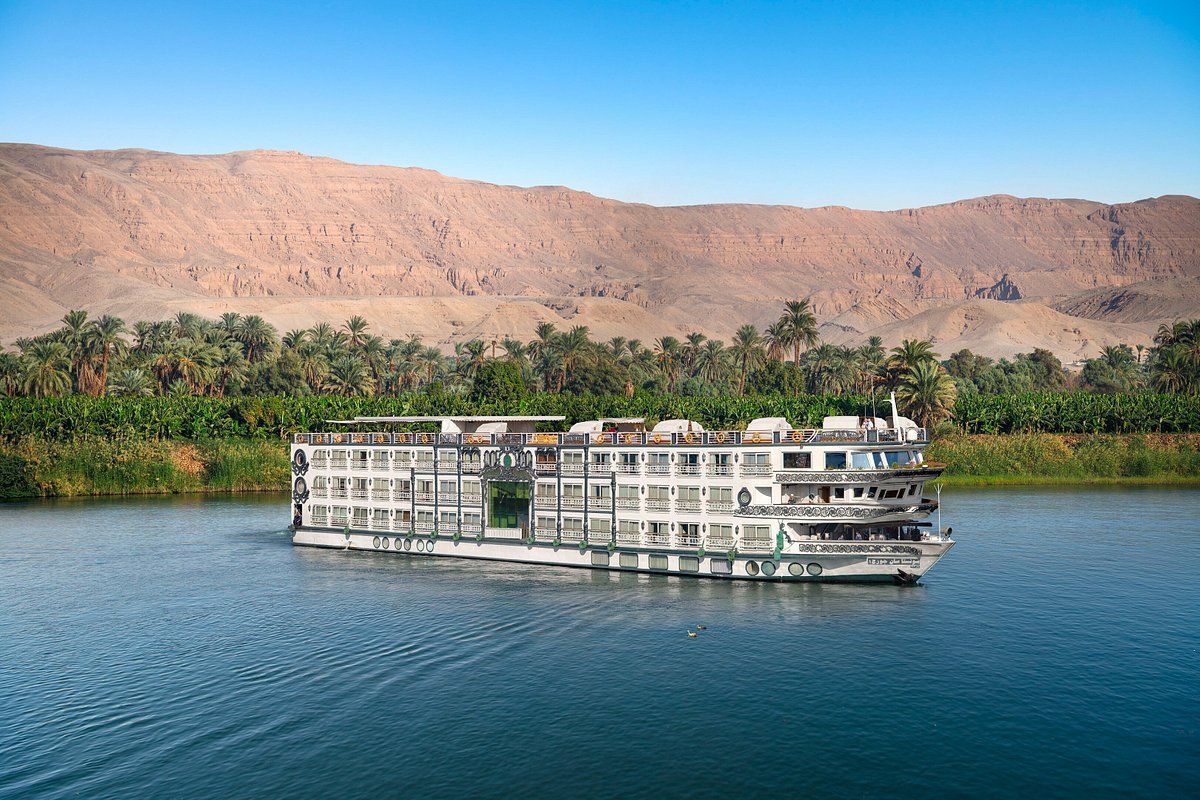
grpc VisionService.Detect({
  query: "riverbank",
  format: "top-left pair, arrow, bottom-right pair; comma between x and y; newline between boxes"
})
0,436 -> 287,500
928,433 -> 1200,486
2,433 -> 1198,500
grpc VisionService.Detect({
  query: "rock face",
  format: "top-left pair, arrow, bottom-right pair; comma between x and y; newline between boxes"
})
1,143 -> 1197,358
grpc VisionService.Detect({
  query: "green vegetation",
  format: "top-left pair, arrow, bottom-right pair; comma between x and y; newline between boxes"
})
0,436 -> 286,500
929,434 -> 1200,485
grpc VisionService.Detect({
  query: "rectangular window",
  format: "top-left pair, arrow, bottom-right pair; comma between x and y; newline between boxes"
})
562,483 -> 584,498
853,487 -> 865,498
851,451 -> 874,469
617,485 -> 639,499
884,451 -> 912,467
744,453 -> 768,466
825,452 -> 847,469
619,553 -> 639,569
678,523 -> 700,546
647,485 -> 670,500
561,517 -> 583,532
561,450 -> 584,465
833,487 -> 845,499
463,512 -> 481,527
393,449 -> 412,465
678,486 -> 700,502
438,479 -> 457,495
649,554 -> 669,570
618,452 -> 638,467
678,556 -> 700,573
908,484 -> 919,496
536,482 -> 557,498
590,551 -> 611,566
868,487 -> 878,498
710,559 -> 732,575
439,511 -> 457,526
537,515 -> 556,530
783,452 -> 811,469
589,484 -> 611,499
710,487 -> 733,504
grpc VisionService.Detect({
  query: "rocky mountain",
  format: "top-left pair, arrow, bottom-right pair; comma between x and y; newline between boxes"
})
1,143 -> 1197,359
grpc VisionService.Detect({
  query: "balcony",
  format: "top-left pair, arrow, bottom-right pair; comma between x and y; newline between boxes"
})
646,464 -> 670,475
707,464 -> 733,477
616,531 -> 641,545
310,514 -> 328,526
461,461 -> 483,474
351,515 -> 369,528
740,537 -> 774,552
706,534 -> 735,549
588,497 -> 613,511
415,520 -> 435,532
706,501 -> 734,514
330,458 -> 348,470
350,488 -> 368,499
645,499 -> 670,512
414,491 -> 435,504
535,461 -> 558,474
393,490 -> 412,502
614,464 -> 640,475
740,464 -> 771,477
534,496 -> 557,510
676,535 -> 701,548
645,533 -> 671,547
560,463 -> 585,475
330,514 -> 348,527
350,461 -> 369,471
391,519 -> 411,533
371,489 -> 390,501
461,522 -> 482,533
589,462 -> 612,474
487,527 -> 526,540
330,487 -> 348,499
676,464 -> 701,477
616,497 -> 640,510
311,458 -> 328,469
561,497 -> 584,510
440,493 -> 459,504
371,460 -> 391,472
559,529 -> 584,543
311,488 -> 329,499
460,493 -> 482,505
675,500 -> 701,513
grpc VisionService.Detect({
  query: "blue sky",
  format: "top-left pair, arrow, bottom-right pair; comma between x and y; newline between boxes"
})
0,0 -> 1196,209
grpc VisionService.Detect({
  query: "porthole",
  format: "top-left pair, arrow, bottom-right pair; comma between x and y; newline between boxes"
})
788,562 -> 804,576
737,488 -> 751,507
372,536 -> 381,549
745,561 -> 760,576
403,539 -> 412,551
294,477 -> 308,495
416,539 -> 425,552
761,561 -> 777,576
807,563 -> 823,576
426,539 -> 436,552
381,537 -> 390,549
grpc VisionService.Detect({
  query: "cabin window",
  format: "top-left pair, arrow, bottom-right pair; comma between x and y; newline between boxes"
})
590,551 -> 611,566
783,452 -> 811,469
678,523 -> 700,546
649,554 -> 669,570
417,510 -> 434,524
562,483 -> 583,499
710,559 -> 732,575
618,452 -> 638,468
562,450 -> 584,466
853,487 -> 865,498
393,449 -> 411,465
851,451 -> 874,469
438,479 -> 457,495
589,517 -> 611,535
589,484 -> 612,500
463,512 -> 481,527
678,557 -> 700,573
884,451 -> 913,467
710,487 -> 733,504
590,452 -> 611,466
617,520 -> 640,540
648,521 -> 670,544
908,484 -> 919,496
618,485 -> 639,499
678,486 -> 700,503
462,480 -> 480,496
439,511 -> 457,526
536,482 -> 556,499
619,553 -> 639,568
709,524 -> 734,545
742,525 -> 771,548
562,517 -> 584,534
439,449 -> 458,464
867,487 -> 878,498
537,515 -> 556,531
824,452 -> 847,469
744,453 -> 769,467
833,487 -> 845,500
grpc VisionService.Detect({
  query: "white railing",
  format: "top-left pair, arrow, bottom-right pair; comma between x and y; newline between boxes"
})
706,501 -> 734,513
370,516 -> 389,530
461,522 -> 481,533
645,533 -> 671,547
371,460 -> 391,471
331,514 -> 348,527
330,487 -> 348,499
647,464 -> 670,475
706,535 -> 735,549
371,489 -> 389,501
350,488 -> 368,499
351,515 -> 369,528
740,537 -> 774,552
740,464 -> 771,476
415,492 -> 435,504
330,458 -> 348,469
559,529 -> 584,543
461,461 -> 482,474
487,527 -> 524,539
645,499 -> 670,512
561,497 -> 584,510
311,514 -> 328,526
589,462 -> 612,474
311,458 -> 328,469
311,488 -> 329,499
707,464 -> 733,477
588,497 -> 612,510
675,500 -> 701,513
460,494 -> 482,505
561,463 -> 584,475
393,490 -> 412,502
616,531 -> 641,545
676,464 -> 701,476
614,464 -> 640,475
536,462 -> 558,474
351,461 -> 369,471
535,496 -> 557,509
440,493 -> 459,504
616,497 -> 640,510
676,535 -> 701,548
415,520 -> 435,531
391,519 -> 411,533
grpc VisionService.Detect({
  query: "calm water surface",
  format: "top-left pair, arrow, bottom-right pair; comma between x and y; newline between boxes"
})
1,487 -> 1197,799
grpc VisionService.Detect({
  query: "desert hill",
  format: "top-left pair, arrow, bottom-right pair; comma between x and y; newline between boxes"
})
1,143 -> 1197,359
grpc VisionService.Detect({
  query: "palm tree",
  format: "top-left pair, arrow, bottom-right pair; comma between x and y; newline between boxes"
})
218,312 -> 242,333
884,339 -> 938,388
1149,346 -> 1192,394
683,332 -> 706,375
85,314 -> 127,394
779,299 -> 819,366
730,325 -> 765,396
895,361 -> 958,429
555,326 -> 591,392
696,339 -> 729,384
109,368 -> 154,397
295,343 -> 330,392
0,352 -> 20,396
418,347 -> 443,385
764,321 -> 789,363
325,355 -> 375,396
21,341 -> 72,397
173,312 -> 205,340
282,328 -> 308,349
235,315 -> 276,363
343,316 -> 370,349
654,336 -> 683,393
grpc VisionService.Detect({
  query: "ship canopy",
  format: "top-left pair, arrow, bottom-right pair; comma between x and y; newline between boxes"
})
327,415 -> 564,434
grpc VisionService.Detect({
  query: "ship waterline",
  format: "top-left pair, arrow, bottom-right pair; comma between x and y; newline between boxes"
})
289,412 -> 956,582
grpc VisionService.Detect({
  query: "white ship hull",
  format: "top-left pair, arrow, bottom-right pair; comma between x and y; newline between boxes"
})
292,526 -> 954,583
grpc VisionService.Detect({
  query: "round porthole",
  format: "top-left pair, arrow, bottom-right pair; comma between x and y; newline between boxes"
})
788,562 -> 804,576
761,561 -> 777,576
426,539 -> 436,551
294,477 -> 307,495
807,563 -> 823,576
416,539 -> 425,552
292,449 -> 308,467
737,488 -> 752,507
372,536 -> 381,549
745,561 -> 760,576
403,539 -> 412,551
381,537 -> 390,549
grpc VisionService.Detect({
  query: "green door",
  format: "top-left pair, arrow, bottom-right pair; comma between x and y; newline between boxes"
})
488,481 -> 531,530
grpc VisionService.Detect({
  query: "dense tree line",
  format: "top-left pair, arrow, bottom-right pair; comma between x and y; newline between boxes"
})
2,304 -> 1197,429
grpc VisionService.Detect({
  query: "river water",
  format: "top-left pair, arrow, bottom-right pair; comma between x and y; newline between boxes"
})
0,487 -> 1197,798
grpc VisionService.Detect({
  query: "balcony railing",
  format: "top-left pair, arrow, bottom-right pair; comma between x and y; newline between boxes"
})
461,461 -> 482,474
393,490 -> 412,502
645,533 -> 671,546
350,461 -> 369,471
589,462 -> 612,474
616,531 -> 641,545
707,464 -> 733,477
561,497 -> 584,510
706,501 -> 734,513
391,519 -> 411,532
645,498 -> 670,512
676,464 -> 701,476
460,493 -> 482,505
559,529 -> 584,543
311,488 -> 329,499
311,458 -> 328,469
330,487 -> 348,499
311,514 -> 328,526
330,458 -> 348,469
740,464 -> 771,476
535,496 -> 557,509
675,500 -> 701,513
614,463 -> 640,475
616,497 -> 639,510
560,463 -> 585,475
350,488 -> 368,499
371,489 -> 390,501
414,492 -> 435,504
646,464 -> 670,475
294,426 -> 928,448
740,538 -> 774,552
676,535 -> 701,548
706,535 -> 735,549
351,516 -> 369,528
588,497 -> 613,511
535,462 -> 558,474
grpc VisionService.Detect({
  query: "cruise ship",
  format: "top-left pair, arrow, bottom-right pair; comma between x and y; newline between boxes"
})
289,406 -> 955,582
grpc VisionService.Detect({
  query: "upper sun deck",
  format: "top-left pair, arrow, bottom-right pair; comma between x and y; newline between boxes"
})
295,414 -> 928,447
